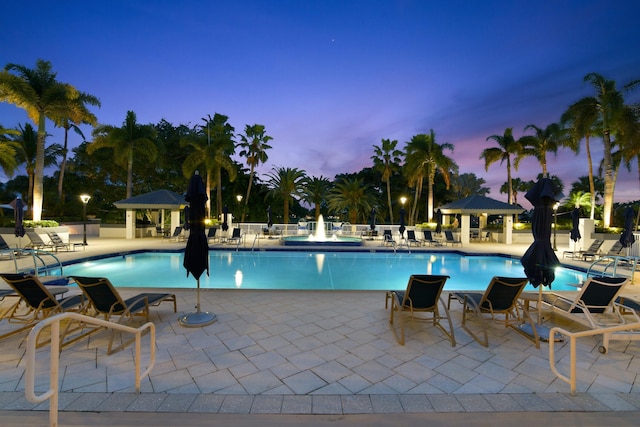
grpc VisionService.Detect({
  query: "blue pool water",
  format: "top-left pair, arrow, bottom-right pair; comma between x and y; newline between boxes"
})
61,251 -> 586,292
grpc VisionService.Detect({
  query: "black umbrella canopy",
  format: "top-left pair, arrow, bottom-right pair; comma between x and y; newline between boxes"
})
267,205 -> 273,228
9,197 -> 25,238
570,208 -> 581,242
399,208 -> 406,236
520,177 -> 560,288
369,208 -> 376,230
222,204 -> 229,232
183,173 -> 209,280
620,206 -> 636,249
435,209 -> 442,234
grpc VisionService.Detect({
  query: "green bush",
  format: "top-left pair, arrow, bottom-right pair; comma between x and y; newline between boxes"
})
23,220 -> 60,228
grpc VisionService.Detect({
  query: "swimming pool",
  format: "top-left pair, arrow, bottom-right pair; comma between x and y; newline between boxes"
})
61,251 -> 586,292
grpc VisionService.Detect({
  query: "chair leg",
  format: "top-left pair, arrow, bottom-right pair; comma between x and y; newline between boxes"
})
461,297 -> 489,347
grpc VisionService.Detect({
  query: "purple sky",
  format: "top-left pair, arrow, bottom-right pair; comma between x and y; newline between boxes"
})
2,1 -> 639,206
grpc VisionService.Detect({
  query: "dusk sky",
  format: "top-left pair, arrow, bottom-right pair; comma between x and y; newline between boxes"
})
2,0 -> 639,206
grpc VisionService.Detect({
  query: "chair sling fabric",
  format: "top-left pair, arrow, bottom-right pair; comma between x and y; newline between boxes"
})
448,276 -> 539,348
386,274 -> 455,346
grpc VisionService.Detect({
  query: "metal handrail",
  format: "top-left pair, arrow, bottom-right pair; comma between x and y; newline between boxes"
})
26,312 -> 155,427
549,321 -> 640,395
586,255 -> 639,284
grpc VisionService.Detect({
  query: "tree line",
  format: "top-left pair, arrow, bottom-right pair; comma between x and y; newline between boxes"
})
1,59 -> 638,228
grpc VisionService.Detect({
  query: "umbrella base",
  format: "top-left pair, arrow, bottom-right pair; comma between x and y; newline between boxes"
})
179,311 -> 217,327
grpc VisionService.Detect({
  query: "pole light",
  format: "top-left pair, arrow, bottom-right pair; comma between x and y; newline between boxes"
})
80,194 -> 91,245
553,202 -> 559,251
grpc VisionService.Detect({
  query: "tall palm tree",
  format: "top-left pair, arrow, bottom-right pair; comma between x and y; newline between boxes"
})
52,90 -> 100,201
450,173 -> 489,199
89,111 -> 158,199
371,138 -> 403,225
0,59 -> 76,220
480,128 -> 524,205
13,123 -> 62,206
519,122 -> 569,176
327,177 -> 376,224
206,114 -> 236,217
265,167 -> 306,225
238,124 -> 272,222
574,73 -> 626,227
561,98 -> 600,219
303,175 -> 332,219
404,130 -> 455,223
0,125 -> 20,178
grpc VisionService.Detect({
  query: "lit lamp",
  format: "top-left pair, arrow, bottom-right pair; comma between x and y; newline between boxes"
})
236,195 -> 243,222
553,201 -> 559,251
80,194 -> 91,245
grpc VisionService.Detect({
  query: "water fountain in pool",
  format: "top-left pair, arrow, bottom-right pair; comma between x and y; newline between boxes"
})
280,215 -> 363,246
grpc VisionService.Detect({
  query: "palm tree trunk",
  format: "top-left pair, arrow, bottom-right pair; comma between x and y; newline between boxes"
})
506,156 -> 513,204
126,148 -> 134,199
57,127 -> 69,200
242,167 -> 255,223
585,136 -> 596,220
602,131 -> 614,227
216,167 -> 223,220
32,114 -> 46,221
386,178 -> 393,225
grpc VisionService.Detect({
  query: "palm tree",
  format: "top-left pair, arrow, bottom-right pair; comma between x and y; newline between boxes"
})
371,138 -> 403,225
265,167 -> 307,225
327,177 -> 376,224
480,128 -> 524,205
206,114 -> 236,217
564,191 -> 592,215
561,98 -> 599,220
404,130 -> 455,223
573,73 -> 626,227
450,173 -> 489,199
303,175 -> 332,219
89,111 -> 158,199
13,123 -> 62,206
519,123 -> 569,176
0,59 -> 77,220
0,125 -> 20,177
238,124 -> 272,222
52,90 -> 100,201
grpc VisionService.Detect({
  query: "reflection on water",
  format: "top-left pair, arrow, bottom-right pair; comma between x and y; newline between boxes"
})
63,251 -> 587,292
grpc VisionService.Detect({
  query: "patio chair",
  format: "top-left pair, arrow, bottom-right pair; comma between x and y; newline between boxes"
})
166,226 -> 184,242
227,227 -> 242,245
0,273 -> 86,342
541,276 -> 639,353
25,231 -> 56,251
46,231 -> 79,252
448,276 -> 539,348
443,230 -> 462,246
406,230 -> 422,247
381,229 -> 396,247
562,239 -> 604,260
70,275 -> 177,354
386,274 -> 455,346
422,230 -> 442,246
207,227 -> 218,243
0,235 -> 22,260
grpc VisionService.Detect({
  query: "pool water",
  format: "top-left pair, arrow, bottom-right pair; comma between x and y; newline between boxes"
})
62,251 -> 586,292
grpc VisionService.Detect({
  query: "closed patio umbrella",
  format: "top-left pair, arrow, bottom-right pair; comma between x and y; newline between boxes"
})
180,172 -> 215,327
435,209 -> 442,234
369,207 -> 376,231
222,204 -> 229,232
620,206 -> 636,256
267,205 -> 273,228
521,177 -> 560,289
570,208 -> 581,242
399,208 -> 406,237
9,197 -> 25,239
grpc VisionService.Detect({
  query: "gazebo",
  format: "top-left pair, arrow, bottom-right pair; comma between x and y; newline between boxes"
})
437,195 -> 525,245
114,190 -> 185,239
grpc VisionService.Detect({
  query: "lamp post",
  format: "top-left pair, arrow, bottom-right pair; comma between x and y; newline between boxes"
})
553,202 -> 559,251
80,194 -> 91,245
236,195 -> 243,223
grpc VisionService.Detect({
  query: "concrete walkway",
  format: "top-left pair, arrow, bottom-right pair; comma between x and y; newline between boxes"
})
0,236 -> 639,426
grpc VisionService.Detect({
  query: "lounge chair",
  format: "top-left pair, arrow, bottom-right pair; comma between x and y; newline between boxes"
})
541,276 -> 639,353
207,227 -> 218,243
422,230 -> 442,246
381,229 -> 396,247
386,274 -> 455,346
165,226 -> 184,242
0,273 -> 86,342
227,227 -> 242,245
46,231 -> 83,252
25,231 -> 56,251
563,239 -> 604,260
443,230 -> 462,246
406,230 -> 422,247
448,276 -> 539,348
70,276 -> 177,354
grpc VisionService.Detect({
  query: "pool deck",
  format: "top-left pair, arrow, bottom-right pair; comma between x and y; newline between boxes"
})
1,236 -> 639,426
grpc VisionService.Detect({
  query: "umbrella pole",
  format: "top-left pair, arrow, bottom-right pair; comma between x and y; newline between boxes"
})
179,277 -> 216,327
196,278 -> 201,313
